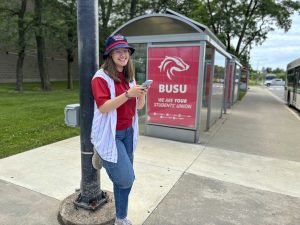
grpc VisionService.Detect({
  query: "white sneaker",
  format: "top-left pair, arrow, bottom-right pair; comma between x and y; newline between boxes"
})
92,148 -> 102,170
114,217 -> 133,225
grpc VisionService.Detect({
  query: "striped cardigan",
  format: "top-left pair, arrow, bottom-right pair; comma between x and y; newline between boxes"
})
91,69 -> 139,163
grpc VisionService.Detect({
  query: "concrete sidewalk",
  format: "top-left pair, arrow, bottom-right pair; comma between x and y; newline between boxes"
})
1,86 -> 300,225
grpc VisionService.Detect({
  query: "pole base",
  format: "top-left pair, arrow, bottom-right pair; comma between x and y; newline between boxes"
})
58,191 -> 115,225
74,190 -> 109,210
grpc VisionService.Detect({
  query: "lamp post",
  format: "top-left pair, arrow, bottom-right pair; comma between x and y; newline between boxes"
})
58,1 -> 114,224
75,0 -> 105,210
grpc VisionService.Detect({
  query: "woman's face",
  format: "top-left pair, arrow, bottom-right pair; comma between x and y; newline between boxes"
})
111,48 -> 130,72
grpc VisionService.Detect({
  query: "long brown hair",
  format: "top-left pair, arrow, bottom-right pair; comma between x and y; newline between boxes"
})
101,55 -> 135,82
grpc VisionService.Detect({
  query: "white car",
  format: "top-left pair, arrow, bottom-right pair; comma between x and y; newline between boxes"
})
264,78 -> 285,87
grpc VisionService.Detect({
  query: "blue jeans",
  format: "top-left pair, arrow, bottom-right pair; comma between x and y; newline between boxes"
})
101,126 -> 135,219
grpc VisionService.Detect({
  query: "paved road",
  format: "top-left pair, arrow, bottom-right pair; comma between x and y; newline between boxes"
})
266,85 -> 285,101
265,85 -> 299,117
206,86 -> 300,161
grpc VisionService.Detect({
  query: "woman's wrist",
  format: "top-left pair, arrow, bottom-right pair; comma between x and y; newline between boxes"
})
124,90 -> 131,99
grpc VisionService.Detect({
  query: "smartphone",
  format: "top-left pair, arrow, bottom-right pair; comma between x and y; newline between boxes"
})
141,80 -> 153,89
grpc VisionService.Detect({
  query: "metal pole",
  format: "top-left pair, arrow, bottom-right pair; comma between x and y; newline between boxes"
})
223,58 -> 230,114
75,0 -> 107,210
195,41 -> 206,143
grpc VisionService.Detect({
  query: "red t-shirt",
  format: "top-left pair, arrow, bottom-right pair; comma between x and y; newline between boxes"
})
91,72 -> 136,130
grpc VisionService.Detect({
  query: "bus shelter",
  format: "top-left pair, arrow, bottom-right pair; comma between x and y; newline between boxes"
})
111,9 -> 233,143
240,67 -> 249,92
224,56 -> 242,110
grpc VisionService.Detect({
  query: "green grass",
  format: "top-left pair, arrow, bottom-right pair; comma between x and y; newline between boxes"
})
239,90 -> 246,100
0,81 -> 80,159
248,79 -> 257,86
248,79 -> 262,86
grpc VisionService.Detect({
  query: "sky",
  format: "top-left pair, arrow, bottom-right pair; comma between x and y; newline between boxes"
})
249,13 -> 300,71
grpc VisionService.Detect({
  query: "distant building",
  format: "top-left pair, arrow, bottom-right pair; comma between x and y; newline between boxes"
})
0,0 -> 79,83
0,50 -> 79,83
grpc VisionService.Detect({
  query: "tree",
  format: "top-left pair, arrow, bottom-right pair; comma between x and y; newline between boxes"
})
15,1 -> 27,92
44,0 -> 77,89
34,0 -> 51,91
99,0 -> 199,61
264,67 -> 286,79
0,0 -> 31,91
130,0 -> 138,19
190,0 -> 300,65
99,0 -> 114,61
63,0 -> 77,90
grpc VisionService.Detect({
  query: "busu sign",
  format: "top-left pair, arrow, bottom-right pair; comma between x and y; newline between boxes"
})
147,46 -> 200,128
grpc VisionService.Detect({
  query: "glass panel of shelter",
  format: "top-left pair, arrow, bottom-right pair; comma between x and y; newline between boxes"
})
210,51 -> 226,127
233,65 -> 241,103
131,43 -> 147,134
200,45 -> 213,132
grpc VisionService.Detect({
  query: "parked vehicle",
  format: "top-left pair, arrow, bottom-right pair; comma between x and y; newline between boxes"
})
264,74 -> 276,86
264,78 -> 285,87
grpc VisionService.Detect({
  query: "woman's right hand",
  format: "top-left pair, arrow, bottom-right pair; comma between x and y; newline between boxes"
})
99,85 -> 144,113
127,85 -> 144,98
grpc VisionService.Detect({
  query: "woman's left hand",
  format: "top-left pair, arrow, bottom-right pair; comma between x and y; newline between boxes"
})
135,85 -> 149,97
137,86 -> 149,109
140,86 -> 149,95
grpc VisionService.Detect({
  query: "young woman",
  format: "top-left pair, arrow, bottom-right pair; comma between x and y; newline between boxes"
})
91,34 -> 148,225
